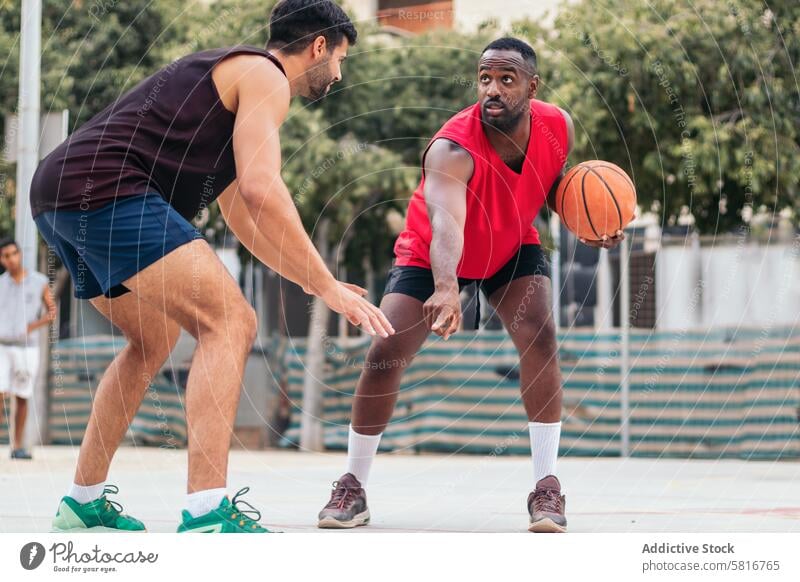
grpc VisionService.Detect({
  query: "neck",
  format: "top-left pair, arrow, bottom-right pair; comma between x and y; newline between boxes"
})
484,110 -> 531,156
269,48 -> 306,98
9,268 -> 25,282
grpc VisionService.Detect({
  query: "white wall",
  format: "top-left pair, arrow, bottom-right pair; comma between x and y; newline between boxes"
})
453,0 -> 562,31
657,241 -> 800,330
344,0 -> 379,25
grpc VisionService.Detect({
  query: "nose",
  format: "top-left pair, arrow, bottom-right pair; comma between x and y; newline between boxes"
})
485,79 -> 500,98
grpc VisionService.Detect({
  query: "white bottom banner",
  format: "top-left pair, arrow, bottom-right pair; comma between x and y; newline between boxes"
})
1,533 -> 798,581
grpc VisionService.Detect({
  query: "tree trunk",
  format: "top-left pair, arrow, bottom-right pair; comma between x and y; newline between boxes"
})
300,219 -> 331,452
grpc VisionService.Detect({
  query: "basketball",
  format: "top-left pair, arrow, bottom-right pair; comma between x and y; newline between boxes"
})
555,161 -> 637,241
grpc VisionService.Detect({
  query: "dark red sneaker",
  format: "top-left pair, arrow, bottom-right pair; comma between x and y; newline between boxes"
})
527,475 -> 567,533
317,473 -> 370,529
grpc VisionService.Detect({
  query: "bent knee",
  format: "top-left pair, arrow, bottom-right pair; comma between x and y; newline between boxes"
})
127,319 -> 181,364
364,337 -> 413,373
510,315 -> 557,352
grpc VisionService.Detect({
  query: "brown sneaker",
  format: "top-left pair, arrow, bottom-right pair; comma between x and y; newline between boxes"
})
527,475 -> 567,533
317,473 -> 370,529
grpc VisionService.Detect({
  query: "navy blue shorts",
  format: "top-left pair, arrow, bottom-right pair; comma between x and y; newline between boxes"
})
34,192 -> 202,299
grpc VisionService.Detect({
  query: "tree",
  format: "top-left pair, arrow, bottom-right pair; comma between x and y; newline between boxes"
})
515,0 -> 800,233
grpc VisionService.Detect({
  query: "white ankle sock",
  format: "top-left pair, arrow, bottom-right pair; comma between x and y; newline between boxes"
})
345,425 -> 382,486
529,421 -> 561,484
68,482 -> 106,505
186,488 -> 227,518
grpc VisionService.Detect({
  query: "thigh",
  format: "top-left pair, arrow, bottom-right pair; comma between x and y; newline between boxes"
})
361,292 -> 432,367
89,291 -> 181,355
488,274 -> 554,337
480,244 -> 551,303
120,238 -> 252,339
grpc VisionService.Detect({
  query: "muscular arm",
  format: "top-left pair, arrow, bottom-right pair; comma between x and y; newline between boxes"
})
231,59 -> 336,296
227,57 -> 393,337
421,138 -> 473,338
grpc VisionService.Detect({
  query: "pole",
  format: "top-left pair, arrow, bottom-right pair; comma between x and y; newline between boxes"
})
16,0 -> 43,449
619,234 -> 631,457
14,0 -> 42,272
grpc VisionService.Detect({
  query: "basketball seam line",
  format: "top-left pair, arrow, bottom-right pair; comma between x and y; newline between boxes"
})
559,166 -> 584,234
586,162 -> 636,201
580,169 -> 601,240
587,167 -> 624,233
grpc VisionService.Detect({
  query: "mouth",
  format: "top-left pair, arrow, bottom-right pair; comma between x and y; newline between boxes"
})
483,102 -> 506,116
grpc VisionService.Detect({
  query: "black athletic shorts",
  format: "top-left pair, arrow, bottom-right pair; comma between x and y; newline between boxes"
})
384,244 -> 551,328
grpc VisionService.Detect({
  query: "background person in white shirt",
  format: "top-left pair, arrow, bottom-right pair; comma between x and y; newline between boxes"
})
0,238 -> 55,460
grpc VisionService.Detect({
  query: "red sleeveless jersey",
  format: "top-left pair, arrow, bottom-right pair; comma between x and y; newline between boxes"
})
393,99 -> 568,279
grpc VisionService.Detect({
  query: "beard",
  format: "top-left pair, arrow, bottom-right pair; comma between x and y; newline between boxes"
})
482,102 -> 527,133
305,59 -> 336,101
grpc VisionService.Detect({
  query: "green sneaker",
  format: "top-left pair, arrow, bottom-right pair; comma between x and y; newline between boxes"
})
51,485 -> 146,533
177,487 -> 276,533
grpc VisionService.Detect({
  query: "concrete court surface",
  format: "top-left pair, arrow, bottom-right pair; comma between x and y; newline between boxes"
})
1,446 -> 799,533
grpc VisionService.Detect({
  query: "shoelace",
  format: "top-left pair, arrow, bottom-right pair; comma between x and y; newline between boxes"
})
228,487 -> 264,529
97,484 -> 124,515
533,488 -> 562,513
328,481 -> 357,509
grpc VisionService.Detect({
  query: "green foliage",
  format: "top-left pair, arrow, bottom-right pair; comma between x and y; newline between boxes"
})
319,26 -> 493,163
516,0 -> 800,233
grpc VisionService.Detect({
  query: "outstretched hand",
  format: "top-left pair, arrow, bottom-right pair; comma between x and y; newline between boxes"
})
320,282 -> 395,338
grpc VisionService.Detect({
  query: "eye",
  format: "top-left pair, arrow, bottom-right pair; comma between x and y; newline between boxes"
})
502,76 -> 513,84
479,75 -> 490,83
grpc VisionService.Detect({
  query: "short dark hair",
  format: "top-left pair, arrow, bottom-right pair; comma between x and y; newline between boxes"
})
482,37 -> 537,74
268,0 -> 357,55
0,238 -> 18,252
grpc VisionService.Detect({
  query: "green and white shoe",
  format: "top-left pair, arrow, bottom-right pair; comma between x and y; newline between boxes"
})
177,487 -> 276,533
51,485 -> 146,533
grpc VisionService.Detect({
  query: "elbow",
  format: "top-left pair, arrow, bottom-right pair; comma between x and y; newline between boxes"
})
239,177 -> 286,216
238,178 -> 267,208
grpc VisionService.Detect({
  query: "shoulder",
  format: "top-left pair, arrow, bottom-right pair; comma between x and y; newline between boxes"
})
214,53 -> 289,115
531,99 -> 569,123
532,100 -> 573,152
425,138 -> 474,177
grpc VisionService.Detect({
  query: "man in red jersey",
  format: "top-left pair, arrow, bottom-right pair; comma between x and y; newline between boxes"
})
317,37 -> 623,533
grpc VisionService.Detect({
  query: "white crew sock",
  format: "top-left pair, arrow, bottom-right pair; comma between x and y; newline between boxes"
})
529,421 -> 561,484
344,425 -> 382,486
186,488 -> 227,518
68,482 -> 106,505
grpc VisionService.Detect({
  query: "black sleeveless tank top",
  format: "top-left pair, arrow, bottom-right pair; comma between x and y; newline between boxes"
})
29,46 -> 286,220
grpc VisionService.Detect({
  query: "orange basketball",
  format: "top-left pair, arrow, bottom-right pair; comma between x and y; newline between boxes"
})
555,161 -> 637,241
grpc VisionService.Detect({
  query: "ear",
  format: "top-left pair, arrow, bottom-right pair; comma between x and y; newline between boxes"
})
311,35 -> 327,59
528,74 -> 539,99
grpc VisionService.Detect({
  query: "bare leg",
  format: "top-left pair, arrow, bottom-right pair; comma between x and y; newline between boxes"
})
73,292 -> 181,485
351,293 -> 431,435
488,275 -> 562,422
13,396 -> 27,450
122,239 -> 257,492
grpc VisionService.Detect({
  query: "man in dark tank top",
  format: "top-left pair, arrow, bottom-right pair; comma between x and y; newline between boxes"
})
36,0 -> 395,534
